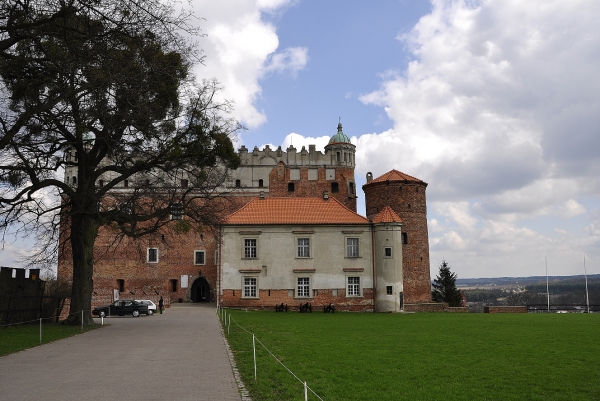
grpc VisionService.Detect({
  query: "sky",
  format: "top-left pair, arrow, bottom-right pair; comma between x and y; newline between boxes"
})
2,0 -> 600,280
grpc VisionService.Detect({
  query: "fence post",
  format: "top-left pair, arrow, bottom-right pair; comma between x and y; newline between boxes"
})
253,334 -> 257,381
81,310 -> 83,333
304,381 -> 308,401
228,314 -> 230,335
39,318 -> 42,343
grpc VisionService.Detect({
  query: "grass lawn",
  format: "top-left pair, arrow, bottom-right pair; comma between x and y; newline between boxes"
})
0,323 -> 100,357
223,311 -> 600,401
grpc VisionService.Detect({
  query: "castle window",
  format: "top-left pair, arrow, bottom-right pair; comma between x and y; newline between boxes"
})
297,238 -> 310,258
170,203 -> 183,220
72,176 -> 77,184
243,277 -> 258,298
98,180 -> 104,187
124,179 -> 129,188
346,238 -> 359,258
244,238 -> 257,259
297,277 -> 310,298
384,247 -> 392,258
194,250 -> 206,265
347,277 -> 360,297
344,153 -> 347,162
235,179 -> 241,188
331,182 -> 339,193
117,279 -> 125,293
402,233 -> 408,244
386,286 -> 393,295
336,152 -> 340,161
288,182 -> 294,192
181,179 -> 188,188
258,179 -> 264,188
147,248 -> 159,263
170,279 -> 178,292
349,182 -> 354,194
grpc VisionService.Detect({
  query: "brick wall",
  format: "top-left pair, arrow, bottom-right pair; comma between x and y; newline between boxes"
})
269,162 -> 357,212
484,306 -> 527,313
363,180 -> 431,303
221,288 -> 374,312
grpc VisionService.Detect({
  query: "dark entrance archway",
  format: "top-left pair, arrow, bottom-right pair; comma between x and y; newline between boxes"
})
191,277 -> 210,303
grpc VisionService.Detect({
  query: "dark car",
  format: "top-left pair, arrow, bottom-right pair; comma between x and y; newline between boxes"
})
92,300 -> 148,318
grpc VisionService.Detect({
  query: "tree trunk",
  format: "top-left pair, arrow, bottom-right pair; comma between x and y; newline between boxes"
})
65,211 -> 99,325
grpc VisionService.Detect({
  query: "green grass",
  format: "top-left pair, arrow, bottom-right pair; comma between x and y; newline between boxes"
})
223,311 -> 600,401
0,322 -> 100,357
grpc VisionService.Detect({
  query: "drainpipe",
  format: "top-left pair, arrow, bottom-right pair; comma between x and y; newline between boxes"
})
371,221 -> 376,313
217,225 -> 222,310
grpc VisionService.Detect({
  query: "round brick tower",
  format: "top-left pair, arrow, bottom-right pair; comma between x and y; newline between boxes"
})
362,170 -> 431,304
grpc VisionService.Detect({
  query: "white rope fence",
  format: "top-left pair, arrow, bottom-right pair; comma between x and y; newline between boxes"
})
217,306 -> 324,401
0,309 -> 95,343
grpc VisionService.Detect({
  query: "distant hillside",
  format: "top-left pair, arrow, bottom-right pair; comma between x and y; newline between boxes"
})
456,274 -> 600,289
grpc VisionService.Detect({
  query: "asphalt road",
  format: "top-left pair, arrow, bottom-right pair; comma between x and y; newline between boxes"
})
0,303 -> 247,401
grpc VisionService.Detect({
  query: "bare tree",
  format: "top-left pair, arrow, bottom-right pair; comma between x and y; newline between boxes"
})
0,0 -> 241,324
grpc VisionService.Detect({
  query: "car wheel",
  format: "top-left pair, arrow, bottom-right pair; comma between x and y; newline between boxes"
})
147,310 -> 154,316
99,310 -> 106,318
132,310 -> 140,317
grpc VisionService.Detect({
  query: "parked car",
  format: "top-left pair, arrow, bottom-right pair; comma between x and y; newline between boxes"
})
134,300 -> 157,316
92,300 -> 148,318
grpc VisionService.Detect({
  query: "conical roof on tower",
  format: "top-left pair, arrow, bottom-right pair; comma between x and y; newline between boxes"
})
372,206 -> 403,224
365,169 -> 427,186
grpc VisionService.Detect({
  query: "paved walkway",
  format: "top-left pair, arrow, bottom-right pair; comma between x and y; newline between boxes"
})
0,304 -> 246,401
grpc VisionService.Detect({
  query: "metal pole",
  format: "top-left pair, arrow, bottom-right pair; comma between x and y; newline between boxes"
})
39,318 -> 42,343
584,255 -> 590,313
253,334 -> 257,381
545,256 -> 550,313
81,310 -> 84,332
304,381 -> 308,401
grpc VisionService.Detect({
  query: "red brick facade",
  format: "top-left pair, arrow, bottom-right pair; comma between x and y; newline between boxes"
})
268,161 -> 357,212
363,176 -> 432,304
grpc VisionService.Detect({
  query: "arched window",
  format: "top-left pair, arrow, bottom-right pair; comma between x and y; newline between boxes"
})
258,179 -> 264,188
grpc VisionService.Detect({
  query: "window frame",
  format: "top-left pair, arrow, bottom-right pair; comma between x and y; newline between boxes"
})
383,247 -> 393,259
347,276 -> 361,297
170,203 -> 184,220
243,238 -> 258,259
194,250 -> 206,265
242,277 -> 258,299
296,277 -> 311,298
296,237 -> 311,258
147,248 -> 159,263
346,237 -> 359,258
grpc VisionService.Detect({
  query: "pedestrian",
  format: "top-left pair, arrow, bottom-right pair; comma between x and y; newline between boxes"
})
158,296 -> 163,314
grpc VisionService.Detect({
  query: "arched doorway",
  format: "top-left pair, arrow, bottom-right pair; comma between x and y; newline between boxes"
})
190,277 -> 210,303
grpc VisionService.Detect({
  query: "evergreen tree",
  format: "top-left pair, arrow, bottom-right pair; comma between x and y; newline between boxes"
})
431,260 -> 463,307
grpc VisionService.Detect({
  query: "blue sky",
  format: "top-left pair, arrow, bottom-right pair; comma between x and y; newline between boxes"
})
2,0 -> 600,280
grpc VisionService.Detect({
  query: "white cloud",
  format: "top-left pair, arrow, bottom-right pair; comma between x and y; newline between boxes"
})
358,0 -> 600,277
189,0 -> 306,128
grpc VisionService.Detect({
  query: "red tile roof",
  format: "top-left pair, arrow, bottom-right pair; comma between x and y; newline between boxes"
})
372,206 -> 403,224
367,169 -> 426,185
223,197 -> 370,225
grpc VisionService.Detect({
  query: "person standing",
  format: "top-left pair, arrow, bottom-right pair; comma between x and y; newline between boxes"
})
158,296 -> 164,314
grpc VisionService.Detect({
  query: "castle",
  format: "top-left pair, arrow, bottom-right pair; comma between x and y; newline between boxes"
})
57,123 -> 432,311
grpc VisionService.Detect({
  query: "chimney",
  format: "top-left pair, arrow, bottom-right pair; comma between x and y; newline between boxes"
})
366,172 -> 373,183
323,191 -> 329,200
259,191 -> 265,200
